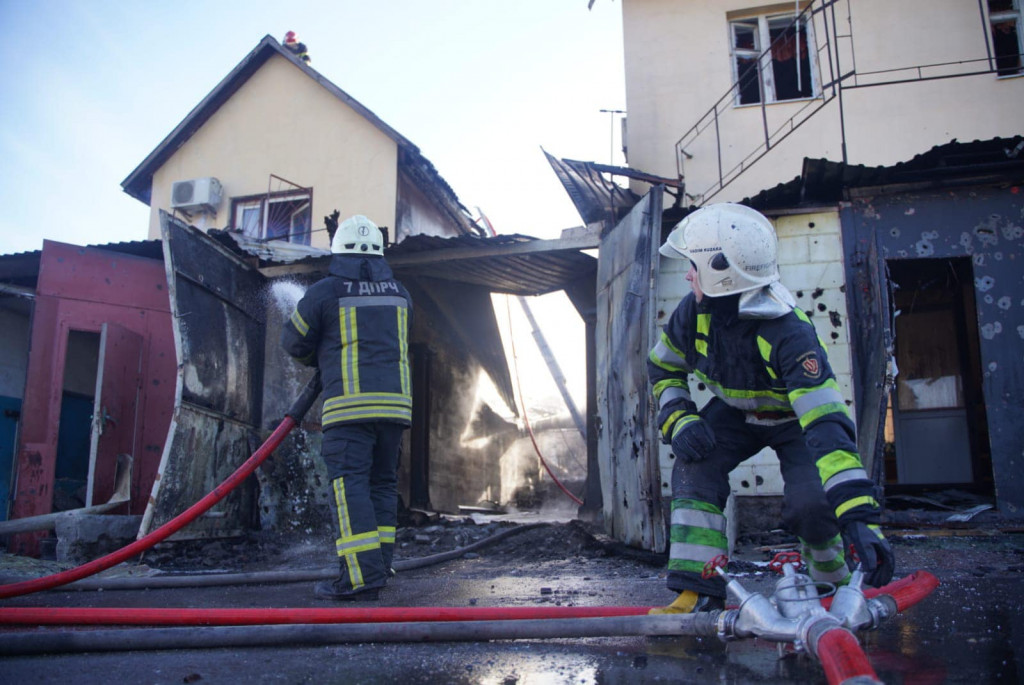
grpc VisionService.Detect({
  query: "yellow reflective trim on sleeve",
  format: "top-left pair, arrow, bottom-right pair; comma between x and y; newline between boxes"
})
652,378 -> 688,400
835,495 -> 878,519
660,409 -> 688,439
789,378 -> 841,401
817,450 -> 865,486
379,526 -> 396,544
695,339 -> 707,356
649,332 -> 688,372
671,414 -> 700,437
798,402 -> 851,429
290,309 -> 309,336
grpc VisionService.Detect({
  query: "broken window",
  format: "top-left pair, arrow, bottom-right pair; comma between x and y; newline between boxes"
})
231,190 -> 312,245
730,11 -> 816,105
989,0 -> 1023,76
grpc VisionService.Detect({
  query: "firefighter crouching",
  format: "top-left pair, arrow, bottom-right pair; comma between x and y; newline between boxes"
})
282,214 -> 412,601
647,203 -> 894,614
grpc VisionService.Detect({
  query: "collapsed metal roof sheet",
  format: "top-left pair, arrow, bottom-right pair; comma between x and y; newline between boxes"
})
543,149 -> 641,226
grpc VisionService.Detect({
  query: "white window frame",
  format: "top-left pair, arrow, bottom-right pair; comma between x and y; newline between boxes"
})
232,190 -> 312,245
988,0 -> 1024,77
730,11 -> 819,106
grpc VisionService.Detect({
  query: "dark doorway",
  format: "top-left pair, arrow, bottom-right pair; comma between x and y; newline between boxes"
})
54,330 -> 100,512
883,258 -> 993,494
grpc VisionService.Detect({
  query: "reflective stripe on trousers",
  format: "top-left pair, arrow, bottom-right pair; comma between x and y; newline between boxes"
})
331,477 -> 382,590
800,533 -> 851,585
668,499 -> 728,576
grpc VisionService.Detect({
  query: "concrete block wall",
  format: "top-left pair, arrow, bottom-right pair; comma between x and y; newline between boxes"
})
653,210 -> 854,502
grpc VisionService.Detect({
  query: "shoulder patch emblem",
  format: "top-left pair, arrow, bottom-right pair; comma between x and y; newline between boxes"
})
797,351 -> 821,379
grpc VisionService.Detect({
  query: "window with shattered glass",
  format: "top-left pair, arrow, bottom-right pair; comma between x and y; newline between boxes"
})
231,191 -> 312,245
730,11 -> 817,105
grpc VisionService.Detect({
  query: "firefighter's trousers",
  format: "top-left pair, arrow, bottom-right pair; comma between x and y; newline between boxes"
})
668,398 -> 848,598
321,422 -> 404,591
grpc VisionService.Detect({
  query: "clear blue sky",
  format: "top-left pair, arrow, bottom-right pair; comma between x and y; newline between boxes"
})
0,1 -> 626,254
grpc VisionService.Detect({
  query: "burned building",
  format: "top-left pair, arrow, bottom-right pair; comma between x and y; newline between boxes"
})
547,137 -> 1024,556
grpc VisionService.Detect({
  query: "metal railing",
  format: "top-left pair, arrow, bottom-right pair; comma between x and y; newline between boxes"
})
674,0 -> 1020,204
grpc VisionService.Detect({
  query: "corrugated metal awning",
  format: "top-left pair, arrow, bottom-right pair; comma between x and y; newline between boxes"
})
250,231 -> 599,298
386,233 -> 597,297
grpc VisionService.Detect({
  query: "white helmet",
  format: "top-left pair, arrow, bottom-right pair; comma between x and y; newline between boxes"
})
659,203 -> 779,297
331,215 -> 384,255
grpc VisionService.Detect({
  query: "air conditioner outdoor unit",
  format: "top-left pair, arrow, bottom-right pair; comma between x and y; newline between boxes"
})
171,177 -> 223,212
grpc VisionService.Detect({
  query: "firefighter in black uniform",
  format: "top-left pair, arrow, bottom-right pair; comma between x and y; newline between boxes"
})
647,203 -> 894,613
282,214 -> 412,601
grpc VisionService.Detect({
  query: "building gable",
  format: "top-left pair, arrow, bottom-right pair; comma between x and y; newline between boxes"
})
123,35 -> 477,245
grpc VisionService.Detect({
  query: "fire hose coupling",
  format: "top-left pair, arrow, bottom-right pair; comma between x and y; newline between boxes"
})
710,551 -> 907,651
827,567 -> 897,631
717,566 -> 806,644
802,614 -> 853,660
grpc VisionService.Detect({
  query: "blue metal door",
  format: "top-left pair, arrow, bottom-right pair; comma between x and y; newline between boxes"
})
0,396 -> 21,521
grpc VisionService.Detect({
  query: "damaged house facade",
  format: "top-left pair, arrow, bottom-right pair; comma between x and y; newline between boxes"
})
569,0 -> 1024,550
1,35 -> 597,554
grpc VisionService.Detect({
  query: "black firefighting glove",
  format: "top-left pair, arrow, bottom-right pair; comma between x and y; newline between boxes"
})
841,520 -> 894,588
670,416 -> 716,463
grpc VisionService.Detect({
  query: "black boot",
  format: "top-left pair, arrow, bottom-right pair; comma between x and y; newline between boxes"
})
314,578 -> 385,601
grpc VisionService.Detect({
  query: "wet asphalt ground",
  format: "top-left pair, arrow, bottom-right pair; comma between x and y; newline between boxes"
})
0,519 -> 1022,684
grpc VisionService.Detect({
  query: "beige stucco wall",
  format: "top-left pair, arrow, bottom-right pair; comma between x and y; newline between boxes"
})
147,54 -> 399,248
654,211 -> 852,499
622,0 -> 1024,203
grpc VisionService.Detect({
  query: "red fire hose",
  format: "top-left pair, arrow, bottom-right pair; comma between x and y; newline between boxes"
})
0,570 -> 940,628
821,570 -> 939,612
817,627 -> 880,684
0,372 -> 322,600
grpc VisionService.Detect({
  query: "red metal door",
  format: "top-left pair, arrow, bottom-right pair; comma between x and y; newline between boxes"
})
86,323 -> 142,507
